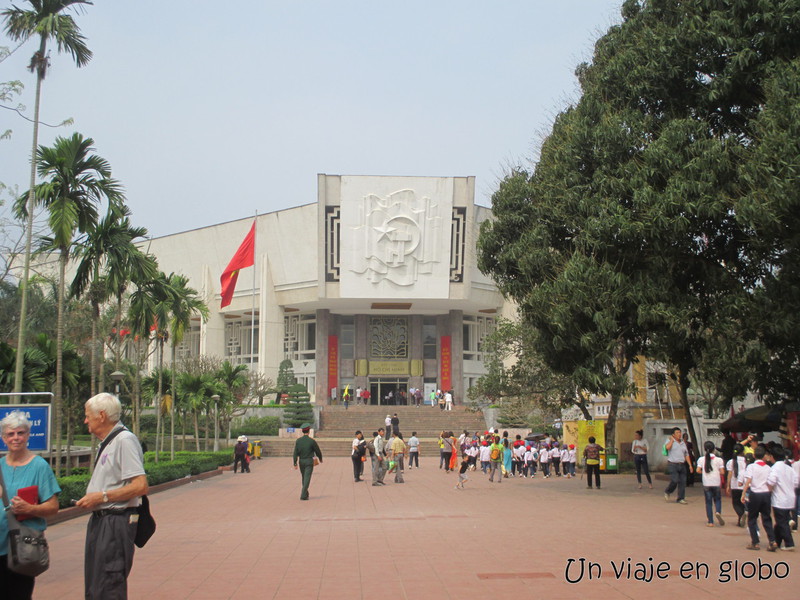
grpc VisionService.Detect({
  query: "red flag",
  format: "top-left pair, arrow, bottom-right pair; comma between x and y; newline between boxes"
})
220,222 -> 255,308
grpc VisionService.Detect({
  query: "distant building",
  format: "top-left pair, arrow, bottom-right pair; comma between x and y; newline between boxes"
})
144,174 -> 511,404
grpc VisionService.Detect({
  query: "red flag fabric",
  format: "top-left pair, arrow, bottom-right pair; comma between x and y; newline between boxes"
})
220,222 -> 256,308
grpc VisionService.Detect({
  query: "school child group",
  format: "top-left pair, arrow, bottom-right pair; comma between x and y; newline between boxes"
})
696,433 -> 798,552
440,430 -> 579,489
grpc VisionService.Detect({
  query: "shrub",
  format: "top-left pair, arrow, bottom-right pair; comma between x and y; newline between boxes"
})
231,416 -> 280,437
56,451 -> 233,508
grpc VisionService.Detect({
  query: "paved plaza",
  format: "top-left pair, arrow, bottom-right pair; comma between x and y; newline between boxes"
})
36,456 -> 796,599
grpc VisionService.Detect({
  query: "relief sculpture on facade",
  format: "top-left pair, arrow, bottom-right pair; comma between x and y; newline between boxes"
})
350,189 -> 443,286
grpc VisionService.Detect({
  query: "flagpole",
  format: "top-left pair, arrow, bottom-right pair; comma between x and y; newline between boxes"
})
251,212 -> 257,368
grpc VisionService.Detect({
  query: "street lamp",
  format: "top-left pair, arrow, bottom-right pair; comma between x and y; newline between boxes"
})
211,394 -> 220,452
110,371 -> 125,396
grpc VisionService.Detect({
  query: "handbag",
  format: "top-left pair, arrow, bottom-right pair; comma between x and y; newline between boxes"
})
134,495 -> 156,548
0,462 -> 50,577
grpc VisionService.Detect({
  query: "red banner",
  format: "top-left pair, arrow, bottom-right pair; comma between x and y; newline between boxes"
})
440,335 -> 451,391
328,335 -> 338,391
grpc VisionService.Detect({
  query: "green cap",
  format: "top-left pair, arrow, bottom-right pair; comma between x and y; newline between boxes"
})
301,423 -> 312,430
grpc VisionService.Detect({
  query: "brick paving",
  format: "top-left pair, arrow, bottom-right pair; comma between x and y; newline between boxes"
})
35,456 -> 797,599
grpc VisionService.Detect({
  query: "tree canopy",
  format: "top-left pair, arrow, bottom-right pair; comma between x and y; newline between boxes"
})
478,0 -> 800,447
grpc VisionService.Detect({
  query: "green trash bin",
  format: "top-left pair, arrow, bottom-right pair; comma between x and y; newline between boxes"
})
604,448 -> 618,473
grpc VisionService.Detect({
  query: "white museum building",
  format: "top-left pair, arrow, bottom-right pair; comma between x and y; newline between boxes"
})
144,174 -> 511,404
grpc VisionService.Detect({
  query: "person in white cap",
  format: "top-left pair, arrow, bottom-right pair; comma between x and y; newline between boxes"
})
234,435 -> 250,473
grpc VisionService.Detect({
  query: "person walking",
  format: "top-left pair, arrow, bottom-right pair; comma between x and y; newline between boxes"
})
741,444 -> 777,551
77,393 -> 148,600
583,437 -> 603,489
385,415 -> 393,439
351,431 -> 366,482
632,430 -> 652,489
726,443 -> 748,527
371,429 -> 387,486
766,446 -> 797,551
664,427 -> 693,504
696,441 -> 726,527
408,432 -> 420,468
391,434 -> 408,483
488,436 -> 504,483
233,435 -> 250,473
293,423 -> 323,500
1,411 -> 61,600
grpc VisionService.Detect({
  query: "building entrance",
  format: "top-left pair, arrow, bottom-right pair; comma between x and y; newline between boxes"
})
368,379 -> 408,405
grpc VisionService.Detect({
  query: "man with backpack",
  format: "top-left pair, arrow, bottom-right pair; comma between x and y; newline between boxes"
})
583,436 -> 604,489
488,436 -> 504,483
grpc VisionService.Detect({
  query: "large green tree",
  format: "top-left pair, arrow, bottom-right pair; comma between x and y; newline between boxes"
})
479,0 -> 800,448
16,133 -> 120,474
2,0 -> 92,399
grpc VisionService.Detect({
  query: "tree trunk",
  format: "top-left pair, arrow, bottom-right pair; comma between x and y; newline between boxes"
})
155,341 -> 164,463
676,362 -> 700,461
193,409 -> 200,452
181,409 -> 187,451
170,345 -> 176,460
53,250 -> 67,477
13,42 -> 46,401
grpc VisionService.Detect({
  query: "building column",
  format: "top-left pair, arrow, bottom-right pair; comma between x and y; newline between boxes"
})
354,314 -> 369,390
260,254 -> 281,384
448,310 -> 464,403
409,315 -> 424,391
314,309 -> 331,405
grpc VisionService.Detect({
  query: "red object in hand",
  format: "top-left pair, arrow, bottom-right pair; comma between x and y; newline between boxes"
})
15,485 -> 38,520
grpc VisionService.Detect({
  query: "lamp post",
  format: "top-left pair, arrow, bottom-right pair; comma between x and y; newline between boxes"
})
110,370 -> 125,396
211,394 -> 220,452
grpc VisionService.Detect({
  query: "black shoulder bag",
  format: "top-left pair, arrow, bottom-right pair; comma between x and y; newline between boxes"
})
95,427 -> 156,548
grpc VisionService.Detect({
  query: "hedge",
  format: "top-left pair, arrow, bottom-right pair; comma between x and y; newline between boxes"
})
230,416 -> 280,437
56,451 -> 232,508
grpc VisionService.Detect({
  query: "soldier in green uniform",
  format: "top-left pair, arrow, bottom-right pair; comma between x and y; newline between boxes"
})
293,423 -> 323,500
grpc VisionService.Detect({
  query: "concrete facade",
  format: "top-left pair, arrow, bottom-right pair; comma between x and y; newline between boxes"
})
143,174 -> 510,404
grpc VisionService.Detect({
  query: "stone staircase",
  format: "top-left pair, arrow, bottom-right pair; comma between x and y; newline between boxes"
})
261,405 -> 488,457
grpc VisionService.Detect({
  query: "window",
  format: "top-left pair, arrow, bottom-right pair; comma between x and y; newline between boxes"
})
284,314 -> 316,361
340,316 -> 354,360
462,315 -> 495,361
369,316 -> 409,359
225,315 -> 259,366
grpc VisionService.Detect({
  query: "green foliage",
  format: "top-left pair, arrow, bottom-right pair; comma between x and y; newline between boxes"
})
231,416 -> 280,437
276,359 -> 296,393
478,0 -> 800,450
55,451 -> 232,508
282,384 -> 313,427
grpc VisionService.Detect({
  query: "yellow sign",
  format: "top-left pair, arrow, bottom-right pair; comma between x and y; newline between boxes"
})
577,420 -> 606,455
369,361 -> 409,375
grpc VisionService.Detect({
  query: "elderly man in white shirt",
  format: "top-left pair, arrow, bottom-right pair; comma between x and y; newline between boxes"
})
766,446 -> 798,550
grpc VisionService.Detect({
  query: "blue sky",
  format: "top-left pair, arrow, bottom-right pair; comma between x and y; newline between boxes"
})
1,1 -> 622,238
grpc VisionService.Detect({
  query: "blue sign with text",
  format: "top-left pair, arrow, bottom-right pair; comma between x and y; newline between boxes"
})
0,404 -> 51,452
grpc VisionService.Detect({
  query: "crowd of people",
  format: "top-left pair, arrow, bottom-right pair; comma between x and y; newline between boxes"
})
344,417 -> 799,554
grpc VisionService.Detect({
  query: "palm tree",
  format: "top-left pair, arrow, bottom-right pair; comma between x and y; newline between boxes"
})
15,133 -> 120,475
70,204 -> 153,395
166,274 -> 208,459
2,0 -> 93,400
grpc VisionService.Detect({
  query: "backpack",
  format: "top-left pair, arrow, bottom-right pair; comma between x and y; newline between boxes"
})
585,444 -> 600,461
490,446 -> 501,461
366,439 -> 376,456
